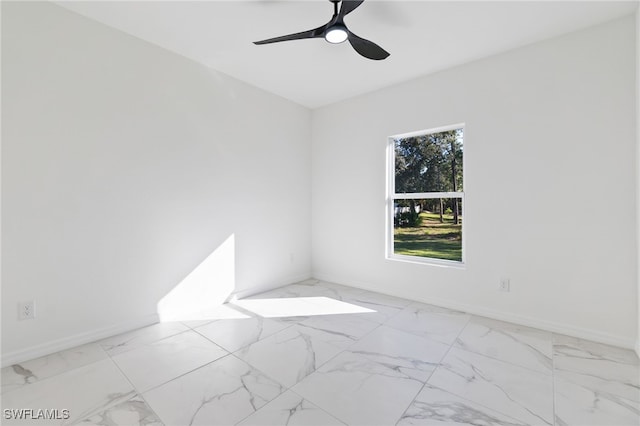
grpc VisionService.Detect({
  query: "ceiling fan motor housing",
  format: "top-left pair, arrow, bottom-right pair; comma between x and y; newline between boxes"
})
253,0 -> 390,61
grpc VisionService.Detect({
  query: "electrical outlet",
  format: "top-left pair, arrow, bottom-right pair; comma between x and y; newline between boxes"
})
499,278 -> 510,292
18,300 -> 35,320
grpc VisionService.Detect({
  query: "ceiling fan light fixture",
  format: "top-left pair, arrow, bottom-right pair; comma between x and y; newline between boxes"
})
254,0 -> 390,60
325,25 -> 348,44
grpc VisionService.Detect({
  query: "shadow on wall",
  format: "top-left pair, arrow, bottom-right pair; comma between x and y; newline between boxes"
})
157,234 -> 237,322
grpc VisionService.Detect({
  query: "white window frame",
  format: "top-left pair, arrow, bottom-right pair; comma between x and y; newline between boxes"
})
386,123 -> 466,267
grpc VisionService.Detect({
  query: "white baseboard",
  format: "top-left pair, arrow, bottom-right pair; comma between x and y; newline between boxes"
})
1,273 -> 313,368
313,272 -> 637,351
1,313 -> 159,368
5,272 -> 633,366
231,273 -> 313,300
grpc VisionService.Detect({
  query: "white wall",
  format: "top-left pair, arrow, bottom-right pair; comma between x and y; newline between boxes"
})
312,16 -> 637,348
2,3 -> 637,364
1,2 -> 311,364
636,7 -> 640,358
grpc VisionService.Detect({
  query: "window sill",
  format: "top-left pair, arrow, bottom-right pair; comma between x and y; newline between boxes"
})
386,254 -> 466,269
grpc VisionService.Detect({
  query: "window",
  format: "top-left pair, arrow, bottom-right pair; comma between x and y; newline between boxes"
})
387,124 -> 464,265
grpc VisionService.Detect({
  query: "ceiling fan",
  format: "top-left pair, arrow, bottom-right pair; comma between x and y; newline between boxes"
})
253,0 -> 390,61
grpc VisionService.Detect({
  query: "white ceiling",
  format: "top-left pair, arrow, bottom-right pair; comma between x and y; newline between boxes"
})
56,0 -> 638,108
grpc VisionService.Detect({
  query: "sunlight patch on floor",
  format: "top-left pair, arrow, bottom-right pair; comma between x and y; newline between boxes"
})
232,296 -> 376,318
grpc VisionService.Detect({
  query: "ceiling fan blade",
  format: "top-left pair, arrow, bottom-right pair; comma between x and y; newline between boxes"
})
347,31 -> 390,60
339,0 -> 365,17
254,24 -> 327,45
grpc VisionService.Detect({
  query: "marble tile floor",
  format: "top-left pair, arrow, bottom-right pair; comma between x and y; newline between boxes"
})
1,279 -> 638,426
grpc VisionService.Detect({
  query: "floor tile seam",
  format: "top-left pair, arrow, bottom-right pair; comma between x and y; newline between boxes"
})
341,295 -> 412,314
102,327 -> 192,359
113,328 -> 225,359
226,301 -> 267,319
0,354 -> 117,401
231,401 -> 268,426
1,342 -> 113,396
224,388 -> 288,426
180,320 -> 213,330
137,354 -> 271,426
286,372 -> 358,426
225,352 -> 299,426
554,352 -> 640,369
335,316 -> 385,351
232,412 -> 253,425
393,380 -> 428,426
351,311 -> 393,328
356,289 -> 631,370
313,282 -> 405,306
341,316 -> 452,381
454,307 -> 472,330
450,344 -> 554,378
101,322 -> 183,346
405,300 -> 469,316
133,351 -> 232,396
392,309 -> 470,425
550,367 -> 640,426
427,343 -> 555,426
229,318 -> 353,358
380,321 -> 464,349
134,392 -> 166,426
552,351 -> 640,377
401,382 -> 528,426
231,386 -> 348,426
227,351 -> 295,394
284,387 -> 349,426
551,333 -> 640,361
552,369 -> 640,404
332,350 -> 436,391
228,334 -> 358,409
373,297 -> 414,309
461,322 -> 555,360
379,303 -> 408,325
190,321 -> 296,354
552,361 -> 640,389
551,337 -> 640,384
228,319 -> 385,397
294,338 -> 350,379
296,314 -> 384,335
69,356 -> 139,425
335,282 -> 415,307
0,364 -> 89,398
301,318 -> 388,375
422,363 -> 536,426
243,283 -> 406,323
289,318 -> 382,356
467,314 -> 555,340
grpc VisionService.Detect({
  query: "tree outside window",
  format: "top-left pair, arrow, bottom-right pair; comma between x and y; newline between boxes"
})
389,126 -> 464,263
